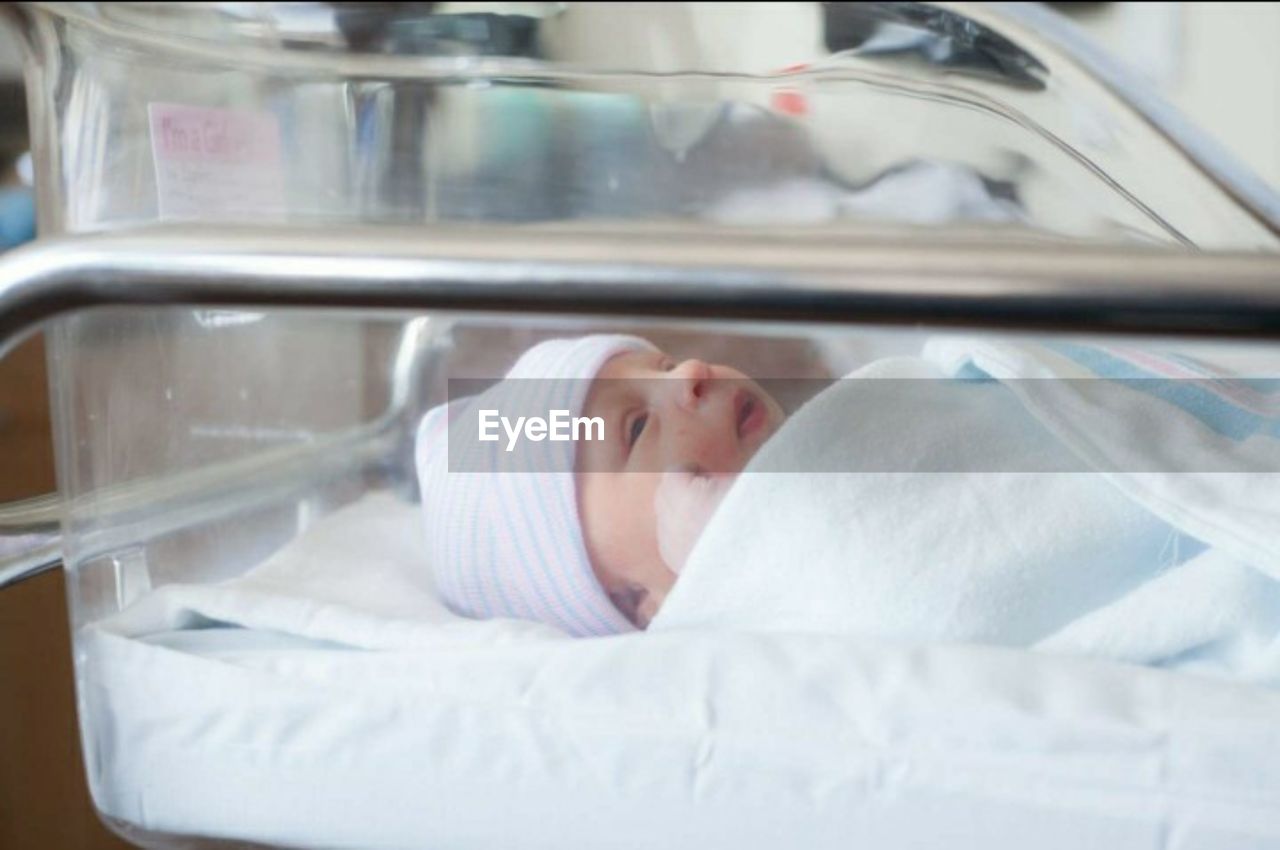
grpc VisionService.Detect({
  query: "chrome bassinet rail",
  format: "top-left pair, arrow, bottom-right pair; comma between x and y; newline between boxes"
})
0,493 -> 58,586
3,224 -> 1280,351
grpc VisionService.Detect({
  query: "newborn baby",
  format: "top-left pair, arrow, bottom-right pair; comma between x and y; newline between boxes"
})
416,335 -> 784,636
418,334 -> 1280,684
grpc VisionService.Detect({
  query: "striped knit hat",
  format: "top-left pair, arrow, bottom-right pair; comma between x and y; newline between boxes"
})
415,335 -> 657,637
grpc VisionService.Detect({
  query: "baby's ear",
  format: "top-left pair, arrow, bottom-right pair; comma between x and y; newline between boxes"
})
607,581 -> 649,629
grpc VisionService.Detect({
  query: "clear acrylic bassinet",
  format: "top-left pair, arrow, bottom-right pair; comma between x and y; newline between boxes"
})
1,3 -> 1279,849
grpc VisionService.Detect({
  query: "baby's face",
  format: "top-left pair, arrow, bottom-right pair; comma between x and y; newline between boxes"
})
576,348 -> 784,627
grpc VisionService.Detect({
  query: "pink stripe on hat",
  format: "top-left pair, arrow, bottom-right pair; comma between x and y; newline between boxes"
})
416,335 -> 657,637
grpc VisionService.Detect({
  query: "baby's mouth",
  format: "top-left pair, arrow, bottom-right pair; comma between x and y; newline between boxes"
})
735,389 -> 765,441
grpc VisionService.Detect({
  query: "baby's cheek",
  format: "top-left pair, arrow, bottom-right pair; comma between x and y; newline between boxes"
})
667,427 -> 737,474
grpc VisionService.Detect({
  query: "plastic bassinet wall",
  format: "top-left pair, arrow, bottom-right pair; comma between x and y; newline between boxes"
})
0,3 -> 1278,849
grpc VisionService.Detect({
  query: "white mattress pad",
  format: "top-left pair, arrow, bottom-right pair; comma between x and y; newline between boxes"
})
80,493 -> 1280,849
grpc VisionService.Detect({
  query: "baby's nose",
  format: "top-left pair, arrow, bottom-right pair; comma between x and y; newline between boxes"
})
671,359 -> 712,409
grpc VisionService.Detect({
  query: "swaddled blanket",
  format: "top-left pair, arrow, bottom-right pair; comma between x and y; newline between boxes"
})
650,340 -> 1280,684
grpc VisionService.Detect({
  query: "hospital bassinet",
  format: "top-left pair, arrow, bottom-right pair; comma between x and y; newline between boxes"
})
1,3 -> 1280,848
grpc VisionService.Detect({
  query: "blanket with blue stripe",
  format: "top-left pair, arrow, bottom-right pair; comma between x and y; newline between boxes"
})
1052,343 -> 1280,442
926,338 -> 1280,577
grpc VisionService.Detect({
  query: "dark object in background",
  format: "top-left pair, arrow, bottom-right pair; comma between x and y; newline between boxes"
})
822,1 -> 1048,90
0,63 -> 33,249
0,79 -> 26,158
333,3 -> 541,58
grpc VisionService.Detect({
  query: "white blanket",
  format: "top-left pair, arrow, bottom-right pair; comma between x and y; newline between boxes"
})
651,341 -> 1280,684
85,494 -> 1280,849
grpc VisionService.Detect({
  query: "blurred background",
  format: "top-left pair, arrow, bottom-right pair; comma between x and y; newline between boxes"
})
1054,2 -> 1279,188
0,3 -> 1277,848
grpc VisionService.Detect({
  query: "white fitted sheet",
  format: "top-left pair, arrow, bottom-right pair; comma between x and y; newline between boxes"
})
81,493 -> 1280,849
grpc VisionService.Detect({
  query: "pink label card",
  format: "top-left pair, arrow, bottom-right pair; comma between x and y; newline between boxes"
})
148,103 -> 287,220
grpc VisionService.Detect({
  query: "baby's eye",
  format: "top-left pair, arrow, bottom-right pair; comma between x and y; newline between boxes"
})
627,413 -> 649,448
